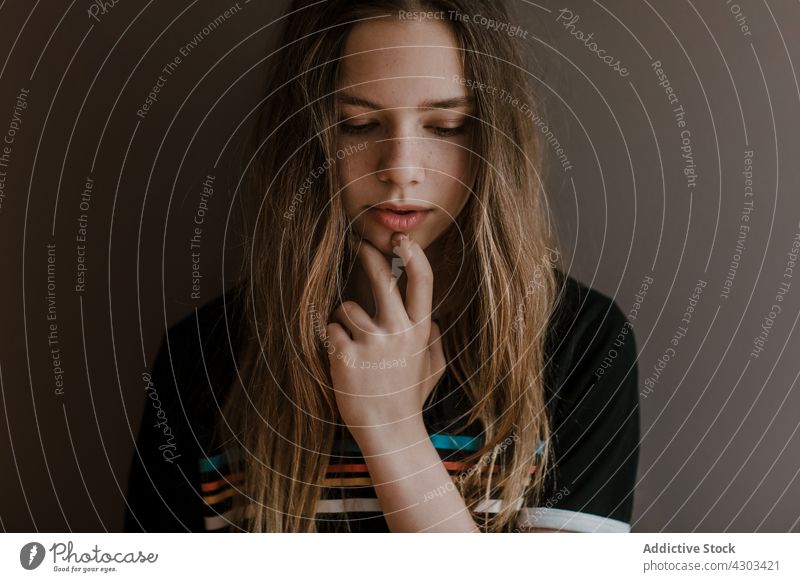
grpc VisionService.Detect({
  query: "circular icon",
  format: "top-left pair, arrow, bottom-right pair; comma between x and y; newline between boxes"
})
20,542 -> 46,570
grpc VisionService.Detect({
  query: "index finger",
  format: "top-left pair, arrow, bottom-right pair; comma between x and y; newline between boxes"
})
391,233 -> 433,324
353,236 -> 407,326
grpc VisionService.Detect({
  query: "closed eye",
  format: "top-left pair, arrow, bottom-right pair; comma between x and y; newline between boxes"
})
428,124 -> 467,137
338,122 -> 378,135
338,122 -> 469,138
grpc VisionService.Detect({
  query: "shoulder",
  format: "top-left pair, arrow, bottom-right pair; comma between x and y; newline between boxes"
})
150,288 -> 245,443
123,288 -> 245,532
548,270 -> 633,353
162,287 -> 245,373
545,270 -> 637,406
524,270 -> 640,529
161,288 -> 244,360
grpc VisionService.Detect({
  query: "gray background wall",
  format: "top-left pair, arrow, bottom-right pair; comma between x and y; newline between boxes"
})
0,0 -> 797,532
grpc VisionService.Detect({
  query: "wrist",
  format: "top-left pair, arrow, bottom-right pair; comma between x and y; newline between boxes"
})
349,413 -> 428,456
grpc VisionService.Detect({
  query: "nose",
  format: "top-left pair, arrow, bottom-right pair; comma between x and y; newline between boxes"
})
375,133 -> 426,187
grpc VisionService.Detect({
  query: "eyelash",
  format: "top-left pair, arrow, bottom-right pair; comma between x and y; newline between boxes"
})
338,122 -> 467,138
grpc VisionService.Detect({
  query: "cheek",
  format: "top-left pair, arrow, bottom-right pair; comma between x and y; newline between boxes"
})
432,137 -> 473,177
342,151 -> 375,182
337,153 -> 374,213
431,146 -> 473,209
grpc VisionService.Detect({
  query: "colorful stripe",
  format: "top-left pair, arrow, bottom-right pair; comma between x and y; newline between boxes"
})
199,449 -> 241,473
200,461 -> 536,504
515,508 -> 631,533
199,435 -> 545,474
315,497 -> 526,515
326,463 -> 371,473
323,477 -> 373,487
202,496 -> 525,530
200,472 -> 245,493
325,461 -> 534,474
333,433 -> 483,454
202,487 -> 237,505
198,432 -> 543,530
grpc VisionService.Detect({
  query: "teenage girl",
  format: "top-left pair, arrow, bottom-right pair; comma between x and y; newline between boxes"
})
124,0 -> 639,534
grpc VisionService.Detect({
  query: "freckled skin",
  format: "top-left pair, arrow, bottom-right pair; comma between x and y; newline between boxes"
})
336,19 -> 477,256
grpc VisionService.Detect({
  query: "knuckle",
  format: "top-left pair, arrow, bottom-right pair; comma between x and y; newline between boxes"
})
338,301 -> 361,320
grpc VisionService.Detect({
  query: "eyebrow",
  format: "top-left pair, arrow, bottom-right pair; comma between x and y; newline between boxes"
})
336,92 -> 474,111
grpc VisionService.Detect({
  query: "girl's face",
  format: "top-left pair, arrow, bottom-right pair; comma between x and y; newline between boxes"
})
335,18 -> 476,256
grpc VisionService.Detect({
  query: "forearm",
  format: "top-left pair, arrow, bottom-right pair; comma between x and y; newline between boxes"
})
352,416 -> 481,533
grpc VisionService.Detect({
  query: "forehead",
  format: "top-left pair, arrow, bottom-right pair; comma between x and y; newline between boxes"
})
337,19 -> 466,105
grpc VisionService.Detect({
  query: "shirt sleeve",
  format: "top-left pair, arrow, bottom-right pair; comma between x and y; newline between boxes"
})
516,284 -> 640,533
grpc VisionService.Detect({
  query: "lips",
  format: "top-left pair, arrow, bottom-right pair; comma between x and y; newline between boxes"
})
367,203 -> 432,231
372,203 -> 430,212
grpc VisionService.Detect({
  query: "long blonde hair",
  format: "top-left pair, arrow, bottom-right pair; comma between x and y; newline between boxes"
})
218,0 -> 563,532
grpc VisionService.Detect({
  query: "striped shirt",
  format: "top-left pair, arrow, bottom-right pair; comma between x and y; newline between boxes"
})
198,434 -> 544,533
124,271 -> 639,533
